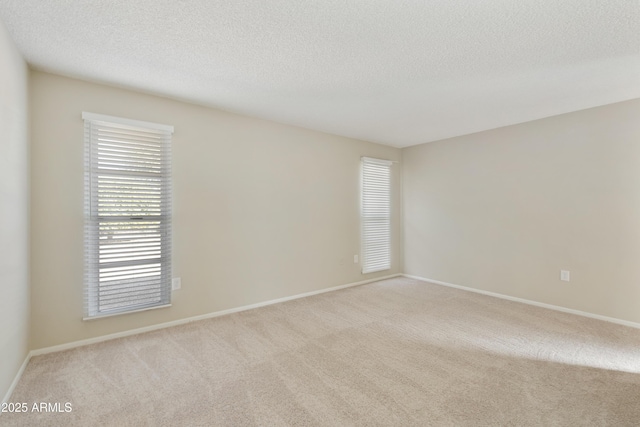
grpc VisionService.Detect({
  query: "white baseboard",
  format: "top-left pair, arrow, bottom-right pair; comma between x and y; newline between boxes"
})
1,352 -> 32,407
403,274 -> 640,330
31,273 -> 402,357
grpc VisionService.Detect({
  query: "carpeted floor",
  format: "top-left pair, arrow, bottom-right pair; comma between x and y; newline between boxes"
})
3,277 -> 640,426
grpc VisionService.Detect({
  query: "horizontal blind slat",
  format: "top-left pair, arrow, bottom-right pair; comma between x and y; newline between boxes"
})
361,157 -> 391,274
85,114 -> 172,318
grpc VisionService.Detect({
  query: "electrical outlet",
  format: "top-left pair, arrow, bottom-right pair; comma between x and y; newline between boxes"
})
354,255 -> 359,263
172,277 -> 181,290
560,270 -> 570,282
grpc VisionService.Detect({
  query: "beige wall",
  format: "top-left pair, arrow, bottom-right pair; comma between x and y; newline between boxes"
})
29,71 -> 401,349
0,22 -> 29,400
403,99 -> 640,324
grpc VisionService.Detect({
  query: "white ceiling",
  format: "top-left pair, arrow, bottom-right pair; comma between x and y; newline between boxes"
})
0,1 -> 638,147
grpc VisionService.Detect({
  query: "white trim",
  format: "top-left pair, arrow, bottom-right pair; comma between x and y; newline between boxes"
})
81,112 -> 174,133
403,274 -> 640,330
31,273 -> 401,356
360,156 -> 393,166
1,352 -> 32,406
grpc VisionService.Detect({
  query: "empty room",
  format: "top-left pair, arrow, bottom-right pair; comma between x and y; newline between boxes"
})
1,1 -> 640,425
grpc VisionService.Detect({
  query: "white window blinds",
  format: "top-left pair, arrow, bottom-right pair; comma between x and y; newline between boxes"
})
361,157 -> 392,274
83,112 -> 173,319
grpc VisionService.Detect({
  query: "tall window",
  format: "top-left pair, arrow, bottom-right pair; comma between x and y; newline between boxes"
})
361,157 -> 392,274
83,113 -> 173,319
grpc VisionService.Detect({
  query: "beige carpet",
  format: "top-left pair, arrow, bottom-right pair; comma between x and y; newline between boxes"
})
3,277 -> 640,426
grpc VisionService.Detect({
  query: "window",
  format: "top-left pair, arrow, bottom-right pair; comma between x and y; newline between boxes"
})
83,113 -> 173,319
361,157 -> 392,274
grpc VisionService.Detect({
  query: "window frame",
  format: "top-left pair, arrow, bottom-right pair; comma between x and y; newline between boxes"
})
361,156 -> 392,274
83,112 -> 173,320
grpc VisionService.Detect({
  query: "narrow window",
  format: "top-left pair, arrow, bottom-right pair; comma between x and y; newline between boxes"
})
361,157 -> 392,274
83,113 -> 173,319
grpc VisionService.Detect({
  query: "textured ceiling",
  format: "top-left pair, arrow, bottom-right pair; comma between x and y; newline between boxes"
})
0,1 -> 638,147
